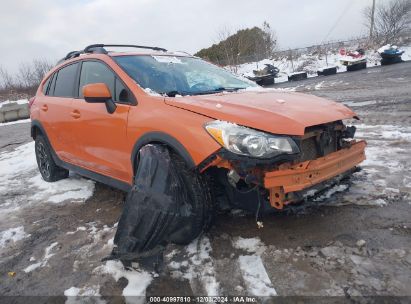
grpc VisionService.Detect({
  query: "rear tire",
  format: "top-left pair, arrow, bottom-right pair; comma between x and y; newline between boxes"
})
35,135 -> 69,182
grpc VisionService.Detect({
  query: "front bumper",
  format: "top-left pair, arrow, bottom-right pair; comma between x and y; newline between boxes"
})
264,140 -> 366,209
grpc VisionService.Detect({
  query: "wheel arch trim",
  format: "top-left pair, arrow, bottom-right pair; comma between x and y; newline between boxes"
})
131,131 -> 196,173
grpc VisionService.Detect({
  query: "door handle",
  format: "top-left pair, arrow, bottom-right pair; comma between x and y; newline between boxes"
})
41,105 -> 48,112
70,110 -> 81,119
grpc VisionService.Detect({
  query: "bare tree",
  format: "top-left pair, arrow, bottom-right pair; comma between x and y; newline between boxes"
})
16,58 -> 54,89
364,0 -> 411,44
0,59 -> 54,97
216,26 -> 236,66
17,62 -> 36,88
32,59 -> 54,86
0,65 -> 15,90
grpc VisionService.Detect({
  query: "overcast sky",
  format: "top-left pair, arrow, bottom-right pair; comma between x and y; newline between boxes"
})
1,0 -> 374,73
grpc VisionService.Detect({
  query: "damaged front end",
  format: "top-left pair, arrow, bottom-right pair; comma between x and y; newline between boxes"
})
200,120 -> 366,211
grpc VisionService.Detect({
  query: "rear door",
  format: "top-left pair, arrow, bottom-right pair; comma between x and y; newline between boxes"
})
70,60 -> 132,183
39,62 -> 80,162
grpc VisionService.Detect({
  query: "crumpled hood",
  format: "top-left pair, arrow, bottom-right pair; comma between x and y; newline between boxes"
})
165,90 -> 357,136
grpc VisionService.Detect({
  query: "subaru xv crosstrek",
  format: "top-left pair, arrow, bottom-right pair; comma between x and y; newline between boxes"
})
30,44 -> 366,258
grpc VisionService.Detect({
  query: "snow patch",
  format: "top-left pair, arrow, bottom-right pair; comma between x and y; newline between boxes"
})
232,237 -> 266,255
343,100 -> 377,107
29,174 -> 95,204
66,226 -> 87,235
0,142 -> 95,214
0,226 -> 30,248
238,255 -> 277,296
64,285 -> 104,304
143,87 -> 162,97
168,237 -> 220,296
314,184 -> 349,202
0,118 -> 31,126
184,237 -> 220,295
96,260 -> 153,299
0,99 -> 28,108
24,242 -> 59,272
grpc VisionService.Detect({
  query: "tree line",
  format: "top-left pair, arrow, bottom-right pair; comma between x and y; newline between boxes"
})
195,22 -> 277,66
0,59 -> 54,96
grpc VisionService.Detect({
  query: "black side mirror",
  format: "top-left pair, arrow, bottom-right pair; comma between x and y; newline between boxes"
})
105,99 -> 117,114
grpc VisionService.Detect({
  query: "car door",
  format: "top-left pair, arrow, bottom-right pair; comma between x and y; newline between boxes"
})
70,60 -> 132,183
38,62 -> 81,163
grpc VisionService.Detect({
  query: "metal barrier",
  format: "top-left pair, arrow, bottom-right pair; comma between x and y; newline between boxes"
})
0,102 -> 29,123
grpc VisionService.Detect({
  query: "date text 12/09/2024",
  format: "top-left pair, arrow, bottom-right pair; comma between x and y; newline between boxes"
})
148,296 -> 258,303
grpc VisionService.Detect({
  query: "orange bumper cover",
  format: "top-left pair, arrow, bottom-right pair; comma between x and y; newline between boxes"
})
264,140 -> 366,209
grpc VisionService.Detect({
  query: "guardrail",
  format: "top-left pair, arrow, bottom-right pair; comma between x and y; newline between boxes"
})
0,102 -> 30,123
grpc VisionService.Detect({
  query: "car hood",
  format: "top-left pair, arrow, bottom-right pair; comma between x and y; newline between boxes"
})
164,90 -> 357,136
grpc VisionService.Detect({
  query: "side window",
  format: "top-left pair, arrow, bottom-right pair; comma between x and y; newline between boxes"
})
53,63 -> 79,97
79,61 -> 115,99
115,78 -> 129,102
42,76 -> 51,95
48,73 -> 57,96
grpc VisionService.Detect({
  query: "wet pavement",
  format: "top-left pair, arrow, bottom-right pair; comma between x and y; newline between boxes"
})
0,62 -> 410,301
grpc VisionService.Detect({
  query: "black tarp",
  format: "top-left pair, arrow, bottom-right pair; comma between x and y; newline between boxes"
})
108,145 -> 202,269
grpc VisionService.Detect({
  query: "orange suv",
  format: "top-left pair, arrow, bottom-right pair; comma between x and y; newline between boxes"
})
30,44 -> 366,260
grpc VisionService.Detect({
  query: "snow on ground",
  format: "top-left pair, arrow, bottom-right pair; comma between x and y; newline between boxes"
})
29,173 -> 95,204
167,236 -> 220,296
96,260 -> 153,299
64,285 -> 104,304
355,124 -> 411,142
232,237 -> 266,255
24,242 -> 59,273
0,99 -> 28,108
0,226 -> 30,248
238,255 -> 277,296
0,118 -> 31,126
0,142 -> 95,214
235,45 -> 411,83
343,100 -> 377,107
308,122 -> 411,208
233,237 -> 277,296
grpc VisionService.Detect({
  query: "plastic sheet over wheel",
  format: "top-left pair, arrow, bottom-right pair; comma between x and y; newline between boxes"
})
109,144 -> 209,267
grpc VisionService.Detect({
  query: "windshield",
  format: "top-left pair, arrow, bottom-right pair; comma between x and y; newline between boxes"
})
113,55 -> 256,96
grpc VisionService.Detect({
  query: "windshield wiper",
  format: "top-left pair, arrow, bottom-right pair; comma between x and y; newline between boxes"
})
162,87 -> 245,97
191,87 -> 245,96
161,90 -> 185,97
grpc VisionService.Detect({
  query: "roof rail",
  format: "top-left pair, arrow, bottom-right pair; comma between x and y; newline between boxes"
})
84,44 -> 168,53
57,44 -> 168,65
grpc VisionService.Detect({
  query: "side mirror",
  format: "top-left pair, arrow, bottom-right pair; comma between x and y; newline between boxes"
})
82,83 -> 117,114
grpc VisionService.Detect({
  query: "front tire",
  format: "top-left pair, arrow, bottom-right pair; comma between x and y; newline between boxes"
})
168,152 -> 214,245
35,135 -> 69,182
112,144 -> 214,262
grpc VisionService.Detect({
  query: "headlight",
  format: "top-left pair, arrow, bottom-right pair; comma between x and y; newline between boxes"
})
205,120 -> 299,158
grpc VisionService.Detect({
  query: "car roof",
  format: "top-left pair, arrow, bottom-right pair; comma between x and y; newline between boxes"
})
108,50 -> 193,57
57,44 -> 194,64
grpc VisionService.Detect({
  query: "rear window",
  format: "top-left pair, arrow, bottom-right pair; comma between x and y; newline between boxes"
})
42,76 -> 51,95
52,63 -> 79,97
